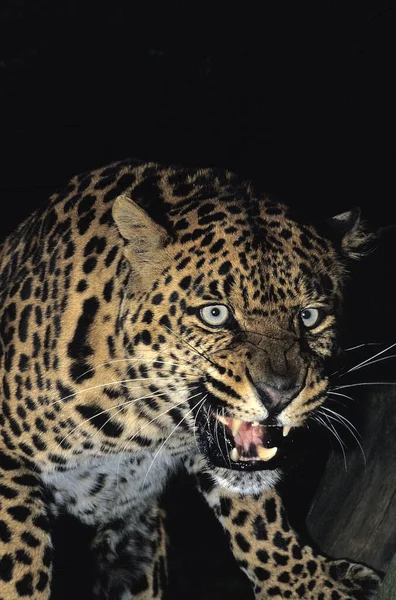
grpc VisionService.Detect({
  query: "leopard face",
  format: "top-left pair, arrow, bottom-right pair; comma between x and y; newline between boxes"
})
0,160 -> 365,496
111,167 -> 364,494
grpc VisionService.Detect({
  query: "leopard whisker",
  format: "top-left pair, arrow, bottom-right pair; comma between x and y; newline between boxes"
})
222,406 -> 232,469
338,342 -> 396,378
75,355 -> 204,383
127,389 -> 203,445
318,407 -> 366,466
334,382 -> 396,390
320,416 -> 347,450
342,342 -> 384,352
330,342 -> 394,377
76,390 -> 177,451
193,394 -> 207,451
45,375 -> 199,408
320,406 -> 361,436
328,390 -> 355,403
314,414 -> 348,471
141,395 -> 207,488
214,407 -> 228,467
115,388 -> 204,487
344,354 -> 396,373
57,387 -> 195,448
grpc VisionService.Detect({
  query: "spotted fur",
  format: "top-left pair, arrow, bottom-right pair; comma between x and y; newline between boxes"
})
0,159 -> 380,598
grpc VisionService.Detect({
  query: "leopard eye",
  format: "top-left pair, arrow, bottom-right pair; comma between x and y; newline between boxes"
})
300,307 -> 322,329
200,305 -> 230,327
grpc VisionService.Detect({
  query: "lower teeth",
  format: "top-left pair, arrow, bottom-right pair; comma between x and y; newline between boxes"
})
257,445 -> 278,461
230,445 -> 278,462
231,448 -> 240,461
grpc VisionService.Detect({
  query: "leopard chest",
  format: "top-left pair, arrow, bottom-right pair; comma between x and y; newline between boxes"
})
40,452 -> 183,526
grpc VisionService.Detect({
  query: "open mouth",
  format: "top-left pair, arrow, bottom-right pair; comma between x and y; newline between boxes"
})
217,415 -> 291,462
195,407 -> 293,471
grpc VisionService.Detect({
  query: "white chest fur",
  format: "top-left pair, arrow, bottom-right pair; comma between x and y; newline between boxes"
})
41,451 -> 183,526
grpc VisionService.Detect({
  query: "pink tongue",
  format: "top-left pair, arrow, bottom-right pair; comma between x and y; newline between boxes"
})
232,422 -> 266,453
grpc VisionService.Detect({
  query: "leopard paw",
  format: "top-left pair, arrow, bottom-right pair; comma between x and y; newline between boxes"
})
325,559 -> 382,599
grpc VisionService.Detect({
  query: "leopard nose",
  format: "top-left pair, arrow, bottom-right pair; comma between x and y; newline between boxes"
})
256,378 -> 303,414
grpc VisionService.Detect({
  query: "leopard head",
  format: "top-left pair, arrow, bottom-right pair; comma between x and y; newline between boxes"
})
113,177 -> 367,494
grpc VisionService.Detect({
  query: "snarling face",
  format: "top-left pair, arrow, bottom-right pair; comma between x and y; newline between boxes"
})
114,179 -> 364,493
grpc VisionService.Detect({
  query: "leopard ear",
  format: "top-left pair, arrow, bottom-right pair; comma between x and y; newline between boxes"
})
327,208 -> 373,260
113,194 -> 170,267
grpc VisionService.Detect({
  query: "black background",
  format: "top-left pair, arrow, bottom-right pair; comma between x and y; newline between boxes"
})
1,1 -> 396,237
1,2 -> 396,598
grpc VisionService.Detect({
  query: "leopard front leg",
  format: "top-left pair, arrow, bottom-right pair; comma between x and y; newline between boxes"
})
0,455 -> 52,600
92,504 -> 167,600
196,475 -> 381,599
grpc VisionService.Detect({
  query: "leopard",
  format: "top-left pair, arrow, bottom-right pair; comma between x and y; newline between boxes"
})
0,158 -> 381,599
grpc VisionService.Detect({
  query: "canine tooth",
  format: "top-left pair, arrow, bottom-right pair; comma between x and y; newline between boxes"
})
283,426 -> 291,437
252,421 -> 260,427
216,414 -> 228,426
232,419 -> 243,436
257,446 -> 278,461
231,447 -> 240,461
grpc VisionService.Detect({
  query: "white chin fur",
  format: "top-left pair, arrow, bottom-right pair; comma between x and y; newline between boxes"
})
211,466 -> 282,495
